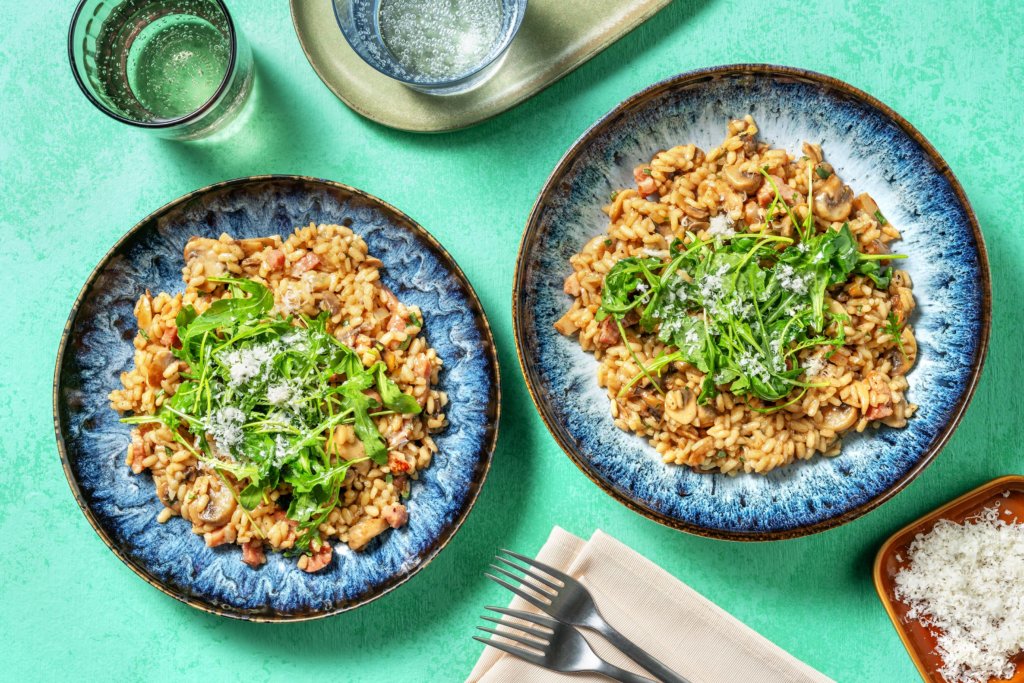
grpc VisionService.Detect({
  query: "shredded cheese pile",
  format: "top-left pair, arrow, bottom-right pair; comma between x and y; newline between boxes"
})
894,504 -> 1024,683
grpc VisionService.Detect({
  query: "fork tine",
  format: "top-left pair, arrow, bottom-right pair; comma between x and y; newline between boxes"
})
500,548 -> 572,584
494,555 -> 562,591
476,625 -> 549,649
484,605 -> 560,630
481,615 -> 552,641
484,573 -> 552,608
472,636 -> 545,666
488,564 -> 555,597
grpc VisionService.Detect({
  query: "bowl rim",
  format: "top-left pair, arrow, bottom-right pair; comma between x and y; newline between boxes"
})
512,63 -> 992,541
53,174 -> 502,621
872,474 -> 1024,681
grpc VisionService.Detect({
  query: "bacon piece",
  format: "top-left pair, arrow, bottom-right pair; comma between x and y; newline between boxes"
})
241,541 -> 266,568
382,503 -> 408,529
266,249 -> 285,271
598,317 -> 619,345
301,543 -> 332,573
160,325 -> 180,349
388,453 -> 411,474
757,175 -> 797,206
292,252 -> 320,275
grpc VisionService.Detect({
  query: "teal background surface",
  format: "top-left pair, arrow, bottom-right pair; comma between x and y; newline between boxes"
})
2,1 -> 1021,681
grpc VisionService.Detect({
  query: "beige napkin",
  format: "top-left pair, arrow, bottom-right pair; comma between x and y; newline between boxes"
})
468,528 -> 834,683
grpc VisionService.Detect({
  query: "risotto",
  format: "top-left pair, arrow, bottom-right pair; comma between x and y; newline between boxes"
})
109,223 -> 448,571
554,117 -> 917,475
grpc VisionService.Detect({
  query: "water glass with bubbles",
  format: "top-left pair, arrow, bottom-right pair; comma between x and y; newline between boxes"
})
334,0 -> 527,96
69,0 -> 253,140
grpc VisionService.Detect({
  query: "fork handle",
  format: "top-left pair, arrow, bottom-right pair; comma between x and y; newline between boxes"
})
593,661 -> 659,683
590,620 -> 691,683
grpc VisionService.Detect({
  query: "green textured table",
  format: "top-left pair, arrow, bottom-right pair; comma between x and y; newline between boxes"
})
2,1 -> 1021,681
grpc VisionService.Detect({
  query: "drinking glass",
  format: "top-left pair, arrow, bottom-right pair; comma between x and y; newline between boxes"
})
334,0 -> 527,96
69,0 -> 254,140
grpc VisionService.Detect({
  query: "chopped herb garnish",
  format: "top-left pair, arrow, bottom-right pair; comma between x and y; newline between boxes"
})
408,312 -> 421,328
641,168 -> 652,176
884,312 -> 906,359
815,165 -> 831,179
139,329 -> 149,340
604,239 -> 613,247
122,276 -> 422,554
874,209 -> 888,226
610,191 -> 619,201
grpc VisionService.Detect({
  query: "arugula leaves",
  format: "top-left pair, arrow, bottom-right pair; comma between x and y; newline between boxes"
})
127,277 -> 423,553
597,187 -> 905,408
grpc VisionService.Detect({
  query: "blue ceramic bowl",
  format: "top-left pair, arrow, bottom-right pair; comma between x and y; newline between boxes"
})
514,65 -> 991,540
54,176 -> 500,619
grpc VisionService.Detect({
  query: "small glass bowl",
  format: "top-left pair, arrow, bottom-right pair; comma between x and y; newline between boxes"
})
333,0 -> 527,96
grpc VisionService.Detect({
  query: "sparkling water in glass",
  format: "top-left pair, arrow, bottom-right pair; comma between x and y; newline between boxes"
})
335,0 -> 527,96
69,0 -> 254,140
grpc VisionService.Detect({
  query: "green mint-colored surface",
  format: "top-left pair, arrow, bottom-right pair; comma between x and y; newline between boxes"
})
2,1 -> 1020,680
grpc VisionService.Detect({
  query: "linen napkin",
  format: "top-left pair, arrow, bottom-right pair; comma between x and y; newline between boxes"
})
468,528 -> 834,683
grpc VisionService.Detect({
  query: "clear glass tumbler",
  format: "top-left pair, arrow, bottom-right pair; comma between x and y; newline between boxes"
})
334,0 -> 527,96
69,0 -> 254,140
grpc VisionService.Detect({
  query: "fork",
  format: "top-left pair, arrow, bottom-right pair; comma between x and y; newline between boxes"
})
475,605 -> 657,683
486,549 -> 691,683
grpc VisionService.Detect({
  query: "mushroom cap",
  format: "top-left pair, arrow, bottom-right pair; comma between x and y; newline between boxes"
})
813,174 -> 854,222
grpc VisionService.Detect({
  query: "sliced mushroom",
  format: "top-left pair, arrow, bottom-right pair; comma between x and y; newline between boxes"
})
890,269 -> 913,289
695,404 -> 718,428
320,291 -> 342,316
813,174 -> 853,222
664,388 -> 697,425
189,477 -> 236,526
852,192 -> 879,216
563,272 -> 581,297
135,294 -> 153,331
891,327 -> 918,375
889,270 -> 915,326
236,236 -> 280,256
146,349 -> 174,387
327,425 -> 366,462
823,404 -> 859,431
155,478 -> 181,513
347,516 -> 389,551
743,200 -> 762,228
681,203 -> 710,220
723,164 -> 763,193
802,142 -> 823,164
553,310 -> 578,336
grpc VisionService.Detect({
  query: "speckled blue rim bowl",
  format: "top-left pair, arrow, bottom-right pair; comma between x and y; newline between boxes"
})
54,175 -> 500,619
514,65 -> 991,541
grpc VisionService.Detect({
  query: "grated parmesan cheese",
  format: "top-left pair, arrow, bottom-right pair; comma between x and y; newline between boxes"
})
802,354 -> 826,379
207,406 -> 245,453
776,263 -> 811,295
893,505 -> 1024,683
220,342 -> 279,387
707,214 -> 736,238
266,383 -> 293,405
